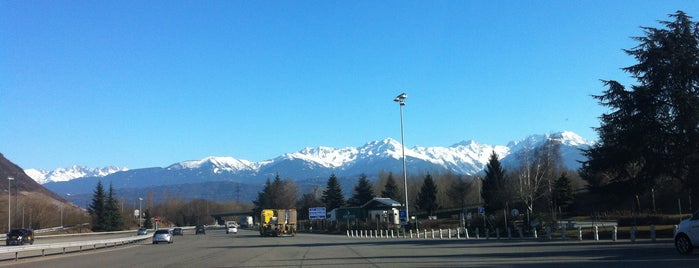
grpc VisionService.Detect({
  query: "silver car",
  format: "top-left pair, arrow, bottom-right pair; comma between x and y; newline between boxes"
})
152,229 -> 173,244
675,209 -> 699,254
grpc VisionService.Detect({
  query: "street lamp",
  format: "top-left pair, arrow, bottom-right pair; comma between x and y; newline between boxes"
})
393,92 -> 409,225
138,197 -> 143,227
8,177 -> 14,232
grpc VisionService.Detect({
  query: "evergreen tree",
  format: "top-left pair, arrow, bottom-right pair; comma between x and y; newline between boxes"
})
253,174 -> 300,214
381,172 -> 401,201
348,174 -> 375,206
321,174 -> 346,210
88,180 -> 106,232
415,174 -> 439,216
447,176 -> 471,211
104,183 -> 123,231
482,151 -> 508,212
552,173 -> 574,213
253,178 -> 272,215
143,209 -> 153,229
581,11 -> 699,208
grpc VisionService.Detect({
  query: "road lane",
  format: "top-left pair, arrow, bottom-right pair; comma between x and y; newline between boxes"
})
1,228 -> 697,267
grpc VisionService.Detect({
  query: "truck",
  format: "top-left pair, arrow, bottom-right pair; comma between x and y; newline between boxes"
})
259,209 -> 297,237
239,216 -> 253,228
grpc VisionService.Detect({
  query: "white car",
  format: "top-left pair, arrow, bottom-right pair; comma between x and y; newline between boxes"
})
152,229 -> 174,244
675,209 -> 699,254
226,226 -> 238,234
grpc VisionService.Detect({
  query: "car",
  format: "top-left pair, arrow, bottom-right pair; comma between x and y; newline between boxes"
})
173,227 -> 183,236
137,228 -> 148,235
5,229 -> 34,246
675,209 -> 699,254
195,225 -> 206,235
152,229 -> 173,244
226,226 -> 238,234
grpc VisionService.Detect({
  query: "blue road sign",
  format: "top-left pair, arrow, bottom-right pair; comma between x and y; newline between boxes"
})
309,207 -> 326,220
478,207 -> 485,215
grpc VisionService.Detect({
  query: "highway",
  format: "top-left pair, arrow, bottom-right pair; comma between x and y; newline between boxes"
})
0,228 -> 696,267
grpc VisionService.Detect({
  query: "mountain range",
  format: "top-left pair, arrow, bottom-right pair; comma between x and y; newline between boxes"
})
25,131 -> 594,206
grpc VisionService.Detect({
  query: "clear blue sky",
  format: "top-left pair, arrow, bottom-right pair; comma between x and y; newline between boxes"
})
2,1 -> 698,170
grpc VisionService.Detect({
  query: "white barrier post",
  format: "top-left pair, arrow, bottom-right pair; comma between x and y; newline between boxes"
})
439,229 -> 443,239
424,229 -> 428,239
347,230 -> 350,237
532,228 -> 538,239
577,226 -> 582,241
612,226 -> 617,241
486,228 -> 490,240
448,229 -> 452,239
465,228 -> 470,239
410,229 -> 414,238
594,226 -> 599,241
496,228 -> 500,240
476,228 -> 480,239
651,224 -> 656,242
457,228 -> 460,239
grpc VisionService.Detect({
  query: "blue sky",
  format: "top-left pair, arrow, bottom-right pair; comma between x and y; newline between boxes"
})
2,1 -> 698,170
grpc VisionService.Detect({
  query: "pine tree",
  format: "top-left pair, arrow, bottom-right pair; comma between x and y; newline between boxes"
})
321,174 -> 346,210
348,174 -> 375,206
104,183 -> 123,231
143,209 -> 153,229
552,173 -> 574,213
88,180 -> 106,232
253,178 -> 272,215
581,11 -> 699,208
482,151 -> 508,212
381,172 -> 401,201
447,176 -> 471,211
415,174 -> 439,216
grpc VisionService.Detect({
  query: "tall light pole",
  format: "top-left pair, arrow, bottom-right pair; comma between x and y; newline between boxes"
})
393,92 -> 409,225
8,177 -> 14,232
138,197 -> 143,227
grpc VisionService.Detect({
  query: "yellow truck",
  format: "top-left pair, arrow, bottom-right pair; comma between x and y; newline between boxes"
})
260,209 -> 297,237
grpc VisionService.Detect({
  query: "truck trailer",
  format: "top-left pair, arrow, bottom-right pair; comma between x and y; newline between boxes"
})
260,209 -> 297,237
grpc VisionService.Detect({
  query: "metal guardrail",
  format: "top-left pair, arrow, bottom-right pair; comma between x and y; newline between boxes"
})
0,235 -> 150,261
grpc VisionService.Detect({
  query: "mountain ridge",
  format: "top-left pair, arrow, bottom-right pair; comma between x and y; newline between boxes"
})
28,131 -> 592,185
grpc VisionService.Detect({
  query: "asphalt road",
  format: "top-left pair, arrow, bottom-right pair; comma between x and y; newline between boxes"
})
1,229 -> 697,267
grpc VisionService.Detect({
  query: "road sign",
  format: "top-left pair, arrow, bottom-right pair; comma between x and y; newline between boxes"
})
309,207 -> 326,220
398,210 -> 407,225
478,207 -> 485,215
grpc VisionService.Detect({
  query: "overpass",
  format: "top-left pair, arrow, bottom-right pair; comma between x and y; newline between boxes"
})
211,211 -> 255,225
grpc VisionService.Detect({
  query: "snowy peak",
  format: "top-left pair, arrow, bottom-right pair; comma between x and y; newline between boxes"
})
25,165 -> 128,184
507,131 -> 591,149
167,156 -> 257,173
358,138 -> 404,158
278,146 -> 358,168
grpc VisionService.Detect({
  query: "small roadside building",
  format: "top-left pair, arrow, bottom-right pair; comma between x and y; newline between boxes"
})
327,197 -> 402,225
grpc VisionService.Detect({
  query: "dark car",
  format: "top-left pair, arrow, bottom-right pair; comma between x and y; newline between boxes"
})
173,227 -> 183,236
6,229 -> 34,246
195,225 -> 206,235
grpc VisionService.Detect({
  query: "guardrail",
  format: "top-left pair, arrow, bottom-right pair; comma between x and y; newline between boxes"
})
0,235 -> 150,261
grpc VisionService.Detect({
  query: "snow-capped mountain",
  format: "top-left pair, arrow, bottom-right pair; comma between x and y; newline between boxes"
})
25,165 -> 128,184
33,131 -> 593,205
